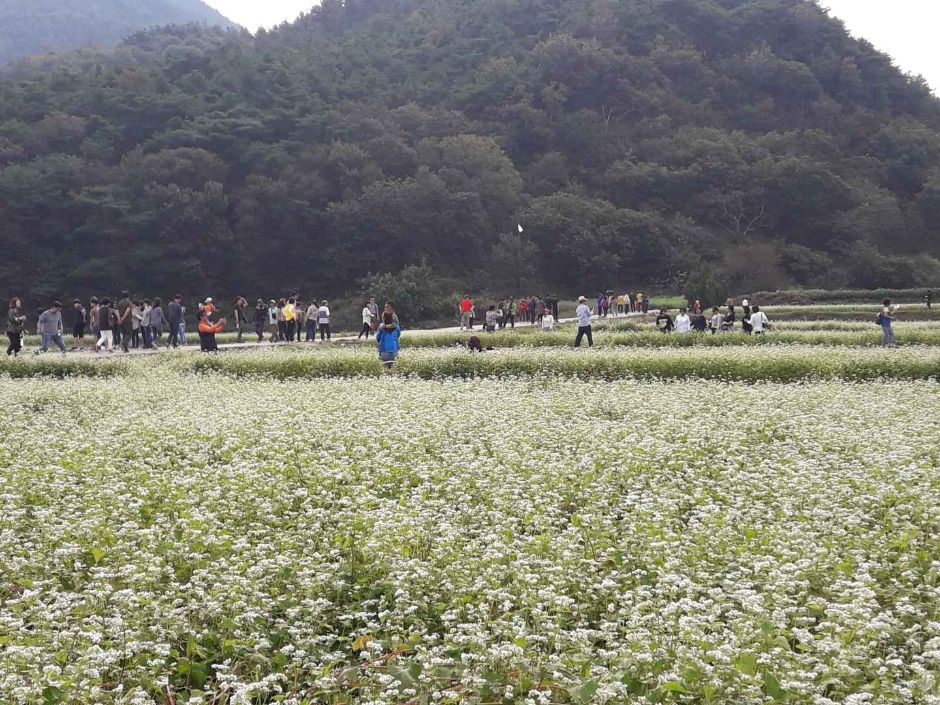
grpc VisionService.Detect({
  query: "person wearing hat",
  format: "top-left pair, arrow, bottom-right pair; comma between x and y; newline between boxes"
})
267,299 -> 279,342
35,301 -> 66,354
317,300 -> 331,341
741,299 -> 753,335
197,300 -> 225,352
253,299 -> 267,343
574,296 -> 594,348
167,294 -> 184,348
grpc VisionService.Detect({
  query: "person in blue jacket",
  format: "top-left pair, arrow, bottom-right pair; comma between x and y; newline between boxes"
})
375,312 -> 401,371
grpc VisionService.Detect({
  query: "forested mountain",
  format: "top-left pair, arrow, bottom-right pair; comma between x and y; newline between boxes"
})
2,0 -> 940,306
0,0 -> 236,64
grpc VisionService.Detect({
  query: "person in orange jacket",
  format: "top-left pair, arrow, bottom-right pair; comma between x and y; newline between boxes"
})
197,298 -> 225,352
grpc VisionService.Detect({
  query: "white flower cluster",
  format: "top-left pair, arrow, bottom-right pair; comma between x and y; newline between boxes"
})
1,367 -> 939,704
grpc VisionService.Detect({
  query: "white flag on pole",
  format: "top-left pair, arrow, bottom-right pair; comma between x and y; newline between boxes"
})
517,224 -> 524,233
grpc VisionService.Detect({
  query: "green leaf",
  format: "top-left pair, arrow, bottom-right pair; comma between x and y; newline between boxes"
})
734,653 -> 758,676
42,686 -> 63,705
661,680 -> 687,693
763,672 -> 786,700
571,679 -> 599,703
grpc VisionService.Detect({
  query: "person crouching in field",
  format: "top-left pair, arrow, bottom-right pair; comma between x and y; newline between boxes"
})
197,300 -> 225,352
376,312 -> 400,371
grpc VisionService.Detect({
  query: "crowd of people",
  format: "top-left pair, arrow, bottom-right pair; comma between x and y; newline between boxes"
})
5,288 -> 911,361
6,293 -> 404,364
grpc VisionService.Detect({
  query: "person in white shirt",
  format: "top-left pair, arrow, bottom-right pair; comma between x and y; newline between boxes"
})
358,301 -> 374,339
709,306 -> 723,334
317,300 -> 331,341
540,311 -> 555,331
574,295 -> 594,347
749,305 -> 770,335
674,308 -> 691,333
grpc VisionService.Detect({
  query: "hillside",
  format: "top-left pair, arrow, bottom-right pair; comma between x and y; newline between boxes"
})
1,0 -> 940,306
0,0 -> 236,64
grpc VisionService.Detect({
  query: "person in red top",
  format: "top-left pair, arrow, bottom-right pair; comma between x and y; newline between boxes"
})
459,295 -> 474,331
197,299 -> 225,352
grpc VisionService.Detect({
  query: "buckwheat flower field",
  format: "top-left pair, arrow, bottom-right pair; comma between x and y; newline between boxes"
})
2,355 -> 939,704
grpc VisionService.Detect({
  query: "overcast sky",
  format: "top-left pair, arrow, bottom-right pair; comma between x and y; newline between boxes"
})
203,0 -> 939,92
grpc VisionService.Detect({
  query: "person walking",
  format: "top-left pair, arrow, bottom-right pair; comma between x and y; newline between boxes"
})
358,301 -> 374,339
233,297 -> 247,343
574,295 -> 594,347
709,306 -> 723,334
140,299 -> 153,349
655,307 -> 674,333
167,295 -> 184,348
35,302 -> 67,354
504,297 -> 516,329
675,308 -> 691,333
485,304 -> 499,333
741,299 -> 753,335
253,299 -> 266,342
197,301 -> 225,352
283,297 -> 297,342
367,297 -> 379,331
721,305 -> 736,333
89,297 -> 100,348
317,300 -> 331,341
151,297 -> 167,347
131,301 -> 143,349
117,291 -> 134,353
71,299 -> 87,350
305,300 -> 318,341
925,290 -> 933,310
459,295 -> 473,331
880,298 -> 898,348
178,301 -> 188,346
95,299 -> 114,352
375,311 -> 401,371
749,305 -> 770,336
294,297 -> 304,342
6,298 -> 26,356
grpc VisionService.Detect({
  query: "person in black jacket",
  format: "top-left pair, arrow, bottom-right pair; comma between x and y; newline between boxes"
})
166,294 -> 184,348
655,307 -> 674,333
253,300 -> 266,342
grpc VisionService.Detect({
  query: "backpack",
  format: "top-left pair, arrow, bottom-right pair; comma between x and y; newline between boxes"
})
875,313 -> 883,325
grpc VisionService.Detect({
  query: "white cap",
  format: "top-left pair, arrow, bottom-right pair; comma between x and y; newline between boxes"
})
578,295 -> 586,302
742,299 -> 749,306
205,297 -> 213,303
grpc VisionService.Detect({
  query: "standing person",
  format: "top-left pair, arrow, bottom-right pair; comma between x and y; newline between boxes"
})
709,306 -> 723,334
178,301 -> 188,346
131,302 -> 143,349
655,307 -> 674,333
504,297 -> 516,329
89,297 -> 100,348
305,300 -> 318,341
675,308 -> 691,333
317,300 -> 331,341
721,305 -> 736,333
117,291 -> 134,353
6,298 -> 26,356
253,299 -> 266,343
749,305 -> 770,336
574,295 -> 594,347
140,299 -> 153,349
518,297 -> 528,324
35,302 -> 67,355
71,300 -> 87,350
294,297 -> 304,342
283,297 -> 297,342
535,297 -> 545,327
550,295 -> 560,321
691,309 -> 708,333
151,297 -> 167,347
367,297 -> 379,332
166,295 -> 183,348
95,299 -> 114,352
276,299 -> 287,342
233,297 -> 247,343
741,299 -> 753,335
358,301 -> 374,339
925,290 -> 933,310
383,301 -> 400,328
635,292 -> 644,314
375,312 -> 401,371
484,304 -> 499,333
691,299 -> 703,315
540,307 -> 555,331
616,293 -> 625,316
197,301 -> 225,352
880,298 -> 898,348
267,300 -> 278,342
459,295 -> 473,331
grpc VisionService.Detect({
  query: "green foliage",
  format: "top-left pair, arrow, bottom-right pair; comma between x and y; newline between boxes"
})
681,269 -> 729,308
1,0 -> 939,308
358,262 -> 456,323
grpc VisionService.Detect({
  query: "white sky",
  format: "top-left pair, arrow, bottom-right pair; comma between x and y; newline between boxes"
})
203,0 -> 940,92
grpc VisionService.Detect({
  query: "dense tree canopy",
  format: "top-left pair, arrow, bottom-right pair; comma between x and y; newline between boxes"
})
1,0 -> 939,306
